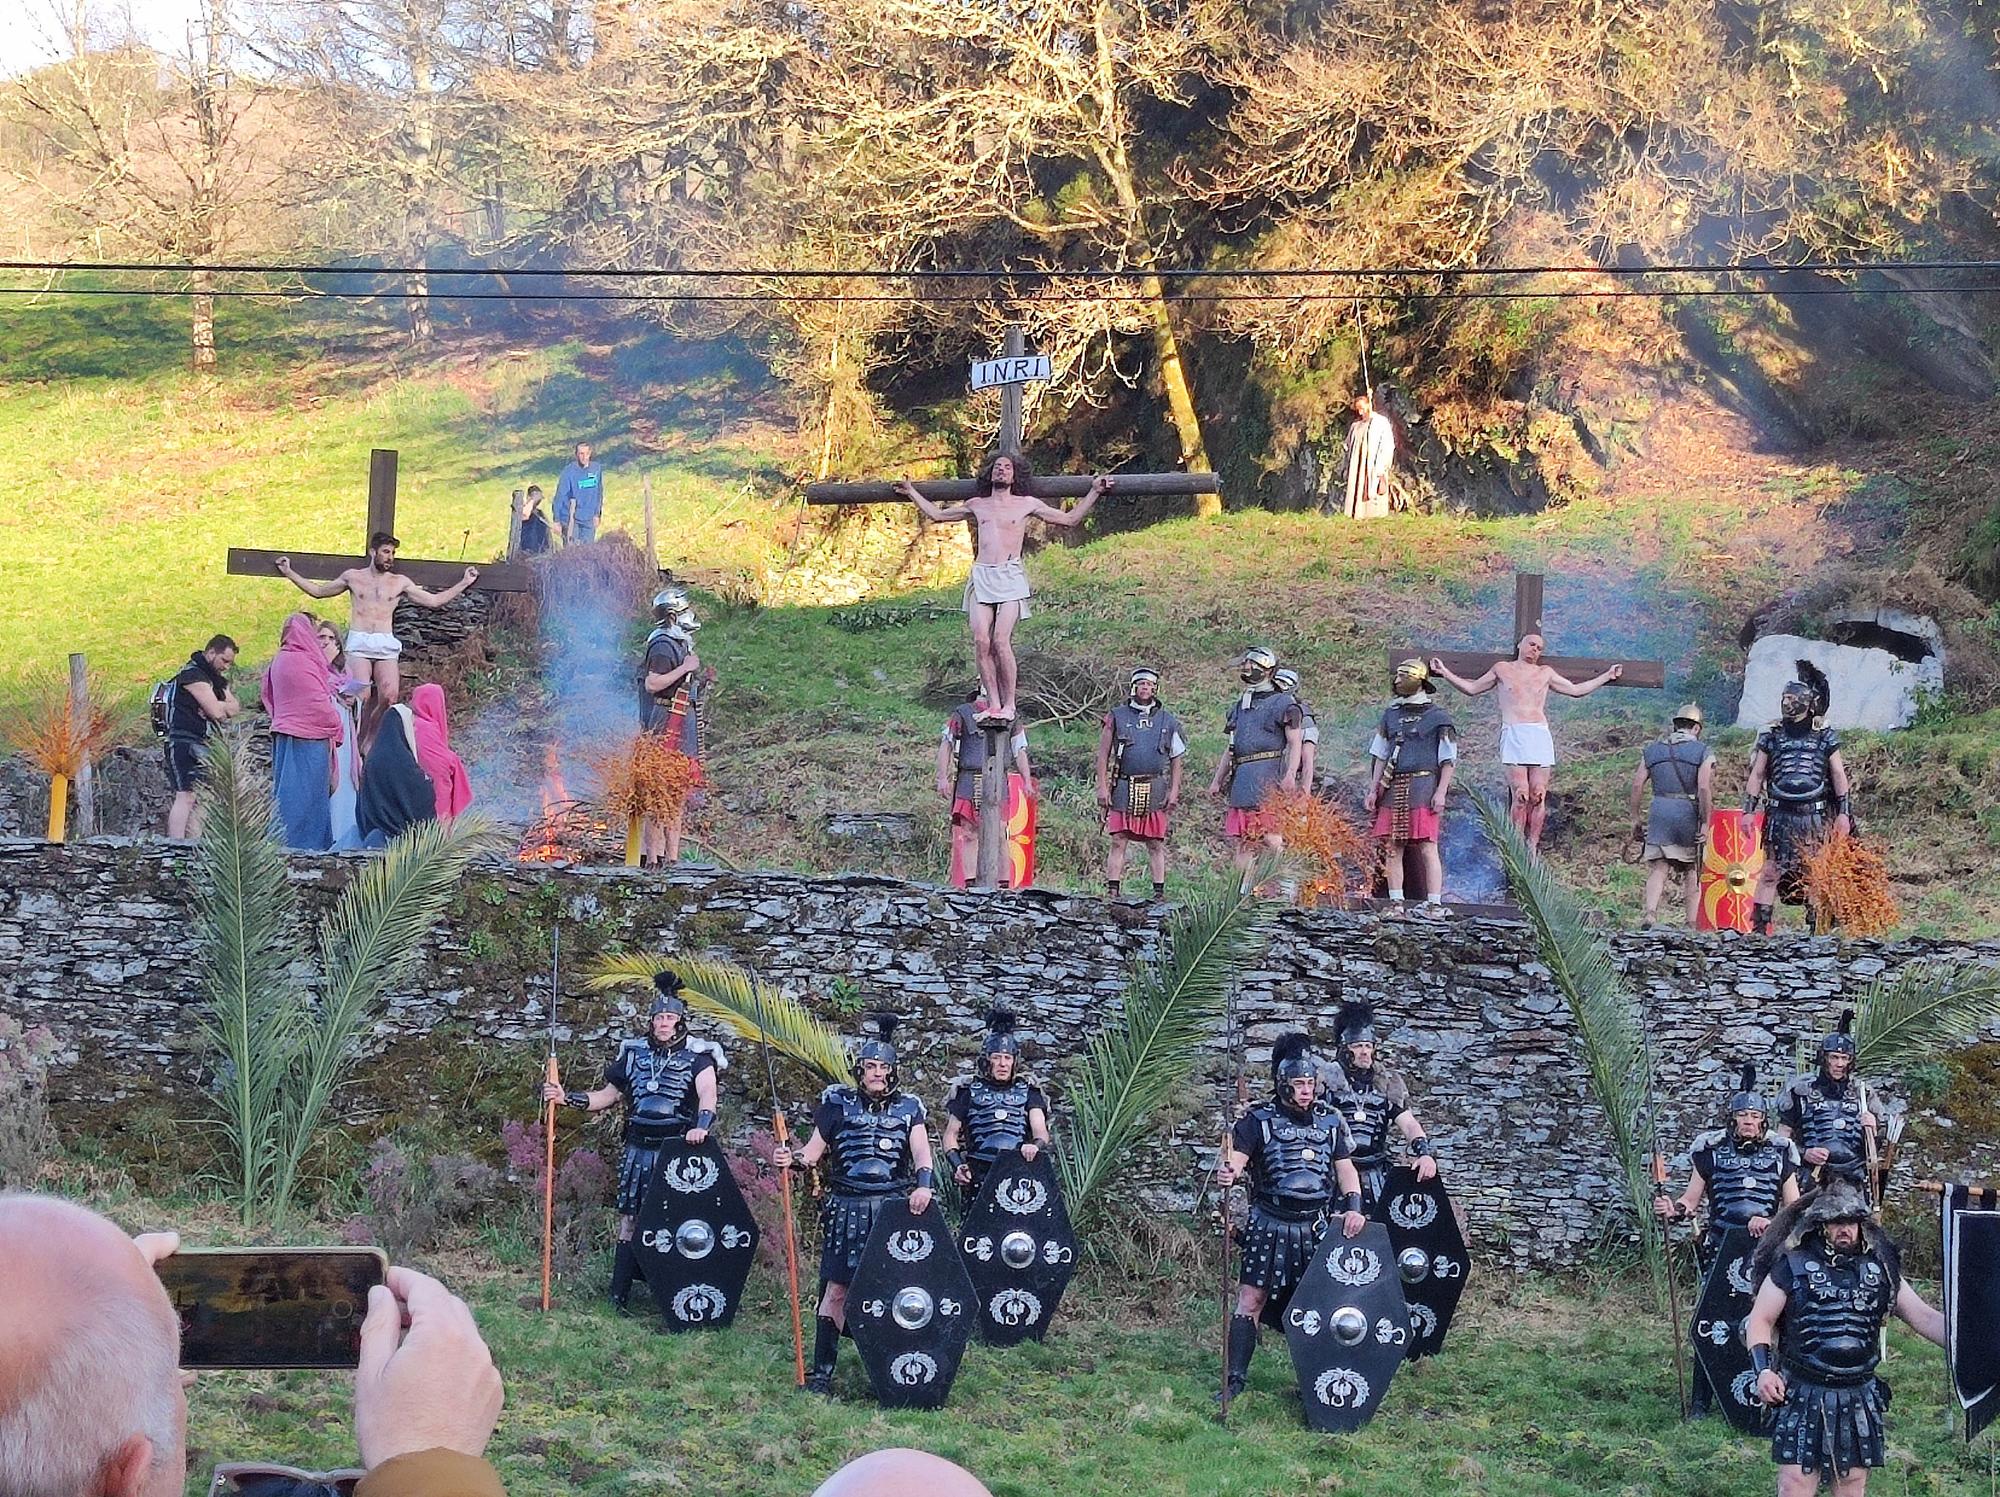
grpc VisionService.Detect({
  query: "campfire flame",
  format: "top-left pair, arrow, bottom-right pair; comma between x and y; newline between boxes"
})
517,743 -> 613,864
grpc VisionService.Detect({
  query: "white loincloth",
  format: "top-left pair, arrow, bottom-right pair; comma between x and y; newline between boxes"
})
345,630 -> 403,661
963,559 -> 1033,617
1500,721 -> 1555,767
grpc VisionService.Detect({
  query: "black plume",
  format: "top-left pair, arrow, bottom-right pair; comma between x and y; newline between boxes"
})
1272,1032 -> 1311,1068
985,1006 -> 1019,1036
867,1011 -> 901,1042
652,968 -> 682,996
1837,1007 -> 1854,1036
1797,659 -> 1832,718
1337,1001 -> 1374,1041
1739,1062 -> 1756,1092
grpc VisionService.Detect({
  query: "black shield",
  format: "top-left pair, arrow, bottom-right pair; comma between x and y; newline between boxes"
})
1942,1188 -> 2000,1442
1282,1222 -> 1409,1433
958,1149 -> 1077,1345
848,1200 -> 977,1409
631,1139 -> 761,1332
1372,1165 -> 1469,1359
1691,1228 -> 1767,1433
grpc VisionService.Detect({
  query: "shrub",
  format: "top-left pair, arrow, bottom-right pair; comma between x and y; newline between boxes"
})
343,1135 -> 499,1259
0,1015 -> 58,1188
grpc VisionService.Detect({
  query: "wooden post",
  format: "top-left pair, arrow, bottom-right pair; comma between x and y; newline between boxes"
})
974,722 -> 1013,891
997,326 -> 1026,457
365,449 -> 398,548
507,489 -> 523,559
1514,574 -> 1545,647
67,653 -> 95,839
642,473 -> 658,572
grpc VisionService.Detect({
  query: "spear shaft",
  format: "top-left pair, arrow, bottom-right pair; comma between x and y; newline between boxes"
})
754,983 -> 807,1386
540,925 -> 560,1313
1640,1014 -> 1689,1418
1218,973 -> 1246,1423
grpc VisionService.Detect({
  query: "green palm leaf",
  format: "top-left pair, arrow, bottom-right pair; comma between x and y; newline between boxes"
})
1473,792 -> 1662,1281
1056,878 -> 1271,1230
589,952 -> 851,1084
269,813 -> 507,1223
1855,962 -> 2000,1072
191,736 -> 307,1223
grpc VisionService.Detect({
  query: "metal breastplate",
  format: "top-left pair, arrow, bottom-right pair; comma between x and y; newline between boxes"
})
1342,1076 -> 1395,1168
1112,705 -> 1175,780
952,706 -> 989,773
1228,692 -> 1294,757
1381,704 -> 1447,780
1705,1135 -> 1788,1226
1798,1084 -> 1865,1166
1252,1105 -> 1339,1206
1766,728 -> 1834,805
621,1041 -> 700,1143
831,1089 -> 918,1195
1645,741 -> 1705,797
1781,1249 -> 1893,1383
962,1079 -> 1031,1165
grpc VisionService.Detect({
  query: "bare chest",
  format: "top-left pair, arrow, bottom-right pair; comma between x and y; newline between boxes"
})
1492,663 -> 1553,718
968,497 -> 1034,559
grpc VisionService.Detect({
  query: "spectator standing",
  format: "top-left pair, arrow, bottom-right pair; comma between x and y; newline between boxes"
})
317,621 -> 369,851
518,485 -> 553,555
356,705 -> 436,847
163,634 -> 241,838
552,442 -> 604,543
410,683 -> 474,820
263,612 -> 344,851
1336,392 -> 1396,519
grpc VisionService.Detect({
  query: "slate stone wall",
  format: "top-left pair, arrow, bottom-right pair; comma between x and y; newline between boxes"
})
5,838 -> 1994,1265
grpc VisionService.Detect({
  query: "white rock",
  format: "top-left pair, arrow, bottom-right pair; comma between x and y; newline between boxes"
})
1736,631 -> 1944,731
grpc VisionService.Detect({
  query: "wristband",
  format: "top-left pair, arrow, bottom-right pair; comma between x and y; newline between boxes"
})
564,1090 -> 591,1110
1750,1344 -> 1773,1376
1410,1137 -> 1432,1158
695,1109 -> 715,1132
1835,795 -> 1852,819
915,1168 -> 936,1191
1340,1192 -> 1363,1215
943,1149 -> 966,1177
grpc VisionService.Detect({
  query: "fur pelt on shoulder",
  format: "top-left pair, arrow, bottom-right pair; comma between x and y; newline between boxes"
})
1751,1186 -> 1900,1285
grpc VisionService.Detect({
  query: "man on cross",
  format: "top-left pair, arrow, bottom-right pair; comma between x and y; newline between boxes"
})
1429,634 -> 1622,850
894,456 -> 1110,724
276,532 -> 478,706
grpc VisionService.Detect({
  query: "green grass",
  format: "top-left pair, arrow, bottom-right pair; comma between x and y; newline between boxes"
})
153,1209 -> 1992,1497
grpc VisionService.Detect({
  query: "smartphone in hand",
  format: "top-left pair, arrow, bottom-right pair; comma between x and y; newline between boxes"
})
157,1247 -> 387,1369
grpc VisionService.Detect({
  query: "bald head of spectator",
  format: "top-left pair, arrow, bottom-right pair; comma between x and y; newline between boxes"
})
0,1194 -> 186,1497
811,1449 -> 992,1497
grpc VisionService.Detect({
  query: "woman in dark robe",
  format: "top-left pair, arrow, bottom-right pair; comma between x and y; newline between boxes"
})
355,702 -> 436,848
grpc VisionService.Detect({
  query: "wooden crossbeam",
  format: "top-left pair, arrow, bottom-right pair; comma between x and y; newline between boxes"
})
1387,572 -> 1665,688
805,471 -> 1219,505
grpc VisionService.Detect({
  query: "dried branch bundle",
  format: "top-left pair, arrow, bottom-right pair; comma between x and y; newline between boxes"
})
590,735 -> 702,823
1800,831 -> 1900,938
1,670 -> 125,777
1262,787 -> 1372,907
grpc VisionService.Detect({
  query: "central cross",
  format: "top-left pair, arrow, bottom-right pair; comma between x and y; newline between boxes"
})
1387,572 -> 1666,689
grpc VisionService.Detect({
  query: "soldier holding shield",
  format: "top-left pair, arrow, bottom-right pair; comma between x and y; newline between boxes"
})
1326,1003 -> 1439,1212
940,1008 -> 1052,1204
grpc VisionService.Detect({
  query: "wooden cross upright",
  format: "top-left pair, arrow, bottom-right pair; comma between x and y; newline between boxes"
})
1387,572 -> 1667,690
226,449 -> 536,594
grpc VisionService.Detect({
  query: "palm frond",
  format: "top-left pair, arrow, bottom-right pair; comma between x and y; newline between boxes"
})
269,814 -> 506,1223
588,953 -> 850,1084
190,736 -> 306,1222
1056,877 -> 1272,1228
1473,792 -> 1662,1280
1856,961 -> 2000,1072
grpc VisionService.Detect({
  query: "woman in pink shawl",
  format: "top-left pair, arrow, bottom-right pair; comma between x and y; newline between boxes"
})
409,682 -> 474,819
262,611 -> 344,850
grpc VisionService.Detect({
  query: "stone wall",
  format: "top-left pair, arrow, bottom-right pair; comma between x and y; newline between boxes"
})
5,838 -> 1997,1265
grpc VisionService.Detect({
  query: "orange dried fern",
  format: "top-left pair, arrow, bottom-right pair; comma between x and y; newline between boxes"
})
0,670 -> 128,842
1263,787 -> 1372,908
1800,830 -> 1899,938
590,734 -> 702,825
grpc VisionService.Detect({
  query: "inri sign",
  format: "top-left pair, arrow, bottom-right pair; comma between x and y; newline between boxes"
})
969,354 -> 1053,391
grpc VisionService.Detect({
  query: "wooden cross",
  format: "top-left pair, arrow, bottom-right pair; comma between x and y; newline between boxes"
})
1387,572 -> 1666,690
226,449 -> 536,593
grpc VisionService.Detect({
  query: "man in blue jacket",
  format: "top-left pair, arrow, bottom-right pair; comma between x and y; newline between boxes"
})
553,441 -> 605,543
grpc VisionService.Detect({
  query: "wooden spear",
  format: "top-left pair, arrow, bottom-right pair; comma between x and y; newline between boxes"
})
541,925 -> 561,1313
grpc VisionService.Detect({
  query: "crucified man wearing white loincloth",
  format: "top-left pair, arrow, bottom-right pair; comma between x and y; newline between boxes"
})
277,532 -> 478,706
1429,633 -> 1622,850
895,454 -> 1109,724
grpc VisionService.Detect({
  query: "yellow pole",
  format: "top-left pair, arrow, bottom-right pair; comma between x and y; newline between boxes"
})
625,817 -> 643,866
47,774 -> 68,843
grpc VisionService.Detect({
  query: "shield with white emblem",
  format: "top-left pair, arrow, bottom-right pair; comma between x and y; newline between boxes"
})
1371,1164 -> 1469,1359
849,1200 -> 977,1408
1691,1227 -> 1769,1433
957,1148 -> 1077,1345
1282,1222 -> 1409,1433
632,1139 -> 761,1332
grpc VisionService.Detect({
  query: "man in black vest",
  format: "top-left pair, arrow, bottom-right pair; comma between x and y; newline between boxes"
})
773,1014 -> 936,1395
1776,1011 -> 1882,1199
1630,703 -> 1715,927
162,634 -> 242,838
1745,1180 -> 1945,1495
1363,659 -> 1456,913
1094,667 -> 1187,903
1745,664 -> 1850,934
1215,1033 -> 1367,1401
940,1008 -> 1051,1203
1209,647 -> 1303,891
543,970 -> 720,1313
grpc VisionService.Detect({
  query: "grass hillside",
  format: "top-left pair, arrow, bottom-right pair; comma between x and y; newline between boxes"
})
8,299 -> 2000,933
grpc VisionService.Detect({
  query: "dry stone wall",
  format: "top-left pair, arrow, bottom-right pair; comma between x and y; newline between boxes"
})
5,837 -> 1996,1266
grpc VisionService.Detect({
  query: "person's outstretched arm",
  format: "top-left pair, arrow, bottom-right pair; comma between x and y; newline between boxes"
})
402,568 -> 480,610
1034,476 -> 1110,528
1428,658 -> 1494,695
895,479 -> 971,524
276,558 -> 350,600
1551,663 -> 1625,698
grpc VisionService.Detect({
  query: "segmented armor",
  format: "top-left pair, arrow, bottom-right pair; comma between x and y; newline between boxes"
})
1768,1243 -> 1899,1477
1377,702 -> 1454,784
1231,1101 -> 1353,1302
948,702 -> 994,802
813,1083 -> 927,1285
1756,723 -> 1841,882
1691,1129 -> 1796,1234
1106,701 -> 1183,813
1224,690 -> 1301,810
946,1076 -> 1048,1195
1642,738 -> 1710,850
605,1037 -> 714,1212
1779,1076 -> 1871,1186
1337,1067 -> 1411,1208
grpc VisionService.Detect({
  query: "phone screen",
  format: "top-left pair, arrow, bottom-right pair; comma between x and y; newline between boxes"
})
157,1248 -> 386,1369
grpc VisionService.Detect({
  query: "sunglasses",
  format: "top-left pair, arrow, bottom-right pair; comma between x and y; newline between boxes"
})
209,1463 -> 364,1497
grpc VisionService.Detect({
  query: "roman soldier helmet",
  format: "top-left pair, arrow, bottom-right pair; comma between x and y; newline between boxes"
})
978,1007 -> 1022,1077
1781,660 -> 1831,725
1752,1175 -> 1890,1280
1728,1062 -> 1767,1121
1336,1001 -> 1379,1063
854,1011 -> 901,1089
1273,667 -> 1301,694
1800,1176 -> 1873,1228
1129,666 -> 1160,700
1672,702 -> 1704,729
652,585 -> 691,625
1240,646 -> 1278,682
1392,658 -> 1430,698
1272,1031 -> 1316,1105
1819,1008 -> 1857,1063
649,969 -> 689,1043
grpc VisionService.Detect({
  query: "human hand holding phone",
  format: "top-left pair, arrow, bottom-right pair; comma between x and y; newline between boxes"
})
354,1266 -> 504,1467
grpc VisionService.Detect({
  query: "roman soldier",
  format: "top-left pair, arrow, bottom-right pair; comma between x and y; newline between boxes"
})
937,690 -> 1034,888
1364,659 -> 1457,912
1326,1002 -> 1437,1211
1656,1064 -> 1802,1415
1208,646 -> 1303,890
1631,703 -> 1715,928
1776,1010 -> 1882,1199
1744,662 -> 1851,934
542,969 -> 720,1313
772,1013 -> 936,1395
1273,668 -> 1319,791
1094,666 -> 1187,903
637,586 -> 708,868
1745,1180 -> 1946,1493
1215,1033 -> 1367,1401
940,1008 -> 1052,1203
